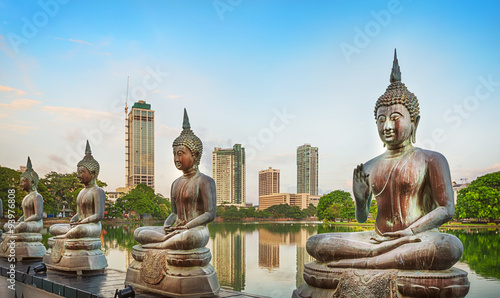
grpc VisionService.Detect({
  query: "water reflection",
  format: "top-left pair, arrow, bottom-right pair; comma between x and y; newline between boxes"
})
41,222 -> 500,297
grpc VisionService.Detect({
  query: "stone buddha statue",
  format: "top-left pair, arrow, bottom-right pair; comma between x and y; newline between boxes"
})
43,141 -> 107,274
294,50 -> 469,298
0,157 -> 46,261
126,109 -> 220,297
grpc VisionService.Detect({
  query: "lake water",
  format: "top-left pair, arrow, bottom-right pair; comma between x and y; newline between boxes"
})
42,222 -> 500,297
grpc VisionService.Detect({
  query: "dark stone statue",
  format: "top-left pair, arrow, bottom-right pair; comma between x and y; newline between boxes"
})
43,141 -> 107,274
0,157 -> 46,261
293,50 -> 470,298
125,109 -> 220,297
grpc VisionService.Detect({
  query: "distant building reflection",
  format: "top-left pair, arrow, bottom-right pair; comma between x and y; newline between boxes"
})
212,228 -> 246,291
257,225 -> 315,285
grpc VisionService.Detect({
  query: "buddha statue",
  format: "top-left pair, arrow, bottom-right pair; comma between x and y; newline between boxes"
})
294,50 -> 469,298
126,109 -> 220,297
0,157 -> 46,261
43,141 -> 107,274
49,141 -> 105,239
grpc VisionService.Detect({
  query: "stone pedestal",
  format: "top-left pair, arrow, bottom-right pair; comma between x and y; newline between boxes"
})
125,245 -> 220,297
42,237 -> 107,275
292,261 -> 470,298
0,233 -> 46,261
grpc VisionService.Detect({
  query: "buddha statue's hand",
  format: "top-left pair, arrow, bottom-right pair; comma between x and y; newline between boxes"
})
164,225 -> 187,233
382,227 -> 414,238
353,164 -> 370,202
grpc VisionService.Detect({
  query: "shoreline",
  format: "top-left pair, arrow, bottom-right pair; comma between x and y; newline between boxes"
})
26,218 -> 500,229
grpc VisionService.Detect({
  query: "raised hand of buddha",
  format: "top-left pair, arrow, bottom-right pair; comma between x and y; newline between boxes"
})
353,164 -> 370,202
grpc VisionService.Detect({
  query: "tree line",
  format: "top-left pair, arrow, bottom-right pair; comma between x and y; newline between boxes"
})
217,204 -> 317,220
0,166 -> 169,220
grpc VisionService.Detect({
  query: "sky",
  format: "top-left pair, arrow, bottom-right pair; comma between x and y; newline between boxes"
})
1,0 -> 499,204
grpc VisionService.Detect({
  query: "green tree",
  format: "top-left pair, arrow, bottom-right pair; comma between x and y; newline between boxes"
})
266,204 -> 291,218
285,206 -> 306,219
456,171 -> 500,222
305,204 -> 317,218
0,166 -> 25,217
369,200 -> 378,220
240,207 -> 256,218
316,190 -> 355,222
254,209 -> 272,218
222,206 -> 242,220
113,184 -> 161,219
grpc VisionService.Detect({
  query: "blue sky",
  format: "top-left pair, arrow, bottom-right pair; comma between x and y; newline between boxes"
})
1,0 -> 499,203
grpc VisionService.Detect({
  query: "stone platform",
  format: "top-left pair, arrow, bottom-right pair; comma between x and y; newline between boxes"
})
0,258 -> 268,298
125,245 -> 220,297
0,233 -> 46,262
293,261 -> 470,298
42,237 -> 107,275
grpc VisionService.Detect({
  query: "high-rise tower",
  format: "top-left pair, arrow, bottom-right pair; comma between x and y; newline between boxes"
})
212,144 -> 246,206
126,100 -> 155,190
296,144 -> 318,195
259,167 -> 280,197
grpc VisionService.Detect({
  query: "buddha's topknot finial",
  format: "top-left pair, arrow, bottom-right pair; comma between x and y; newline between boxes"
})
21,156 -> 39,190
182,108 -> 191,130
173,109 -> 203,165
77,140 -> 100,178
374,49 -> 420,123
390,48 -> 401,83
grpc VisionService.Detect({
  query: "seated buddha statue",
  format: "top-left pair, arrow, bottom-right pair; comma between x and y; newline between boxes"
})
134,109 -> 216,250
306,51 -> 463,270
2,157 -> 44,234
49,141 -> 105,239
0,157 -> 46,260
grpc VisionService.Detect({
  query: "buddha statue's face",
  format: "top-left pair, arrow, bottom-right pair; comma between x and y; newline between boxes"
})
173,145 -> 196,172
376,104 -> 413,148
77,166 -> 93,185
20,177 -> 31,191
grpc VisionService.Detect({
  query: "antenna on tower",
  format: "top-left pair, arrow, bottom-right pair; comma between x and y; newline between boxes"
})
125,76 -> 130,187
125,76 -> 129,115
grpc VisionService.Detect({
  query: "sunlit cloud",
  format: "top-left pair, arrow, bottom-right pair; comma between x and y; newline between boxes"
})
156,124 -> 179,139
0,114 -> 8,119
42,106 -> 118,120
0,123 -> 38,133
49,36 -> 91,45
0,85 -> 26,96
0,98 -> 41,110
89,51 -> 111,56
68,39 -> 91,45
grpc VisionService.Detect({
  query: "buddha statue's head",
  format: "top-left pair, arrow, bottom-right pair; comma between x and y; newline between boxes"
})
374,49 -> 420,147
77,140 -> 100,183
20,156 -> 38,192
172,109 -> 203,170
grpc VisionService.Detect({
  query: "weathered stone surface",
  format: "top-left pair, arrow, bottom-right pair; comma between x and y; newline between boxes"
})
294,262 -> 470,298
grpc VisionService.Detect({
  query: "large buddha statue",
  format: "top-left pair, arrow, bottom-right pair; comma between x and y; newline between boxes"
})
126,109 -> 220,297
43,141 -> 107,274
294,50 -> 469,298
0,157 -> 46,261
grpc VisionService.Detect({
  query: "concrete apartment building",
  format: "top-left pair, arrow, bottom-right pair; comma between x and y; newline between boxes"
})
297,144 -> 318,195
212,144 -> 246,206
259,167 -> 280,197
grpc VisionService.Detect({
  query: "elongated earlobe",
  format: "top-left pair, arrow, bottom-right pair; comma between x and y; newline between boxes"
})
411,115 -> 421,144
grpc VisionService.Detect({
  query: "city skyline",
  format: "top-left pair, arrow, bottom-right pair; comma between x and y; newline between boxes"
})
1,1 -> 499,204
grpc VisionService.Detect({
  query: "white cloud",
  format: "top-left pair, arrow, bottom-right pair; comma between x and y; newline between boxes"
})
0,98 -> 41,110
0,85 -> 26,96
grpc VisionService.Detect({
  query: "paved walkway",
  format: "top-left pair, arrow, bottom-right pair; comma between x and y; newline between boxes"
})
0,259 -> 268,298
